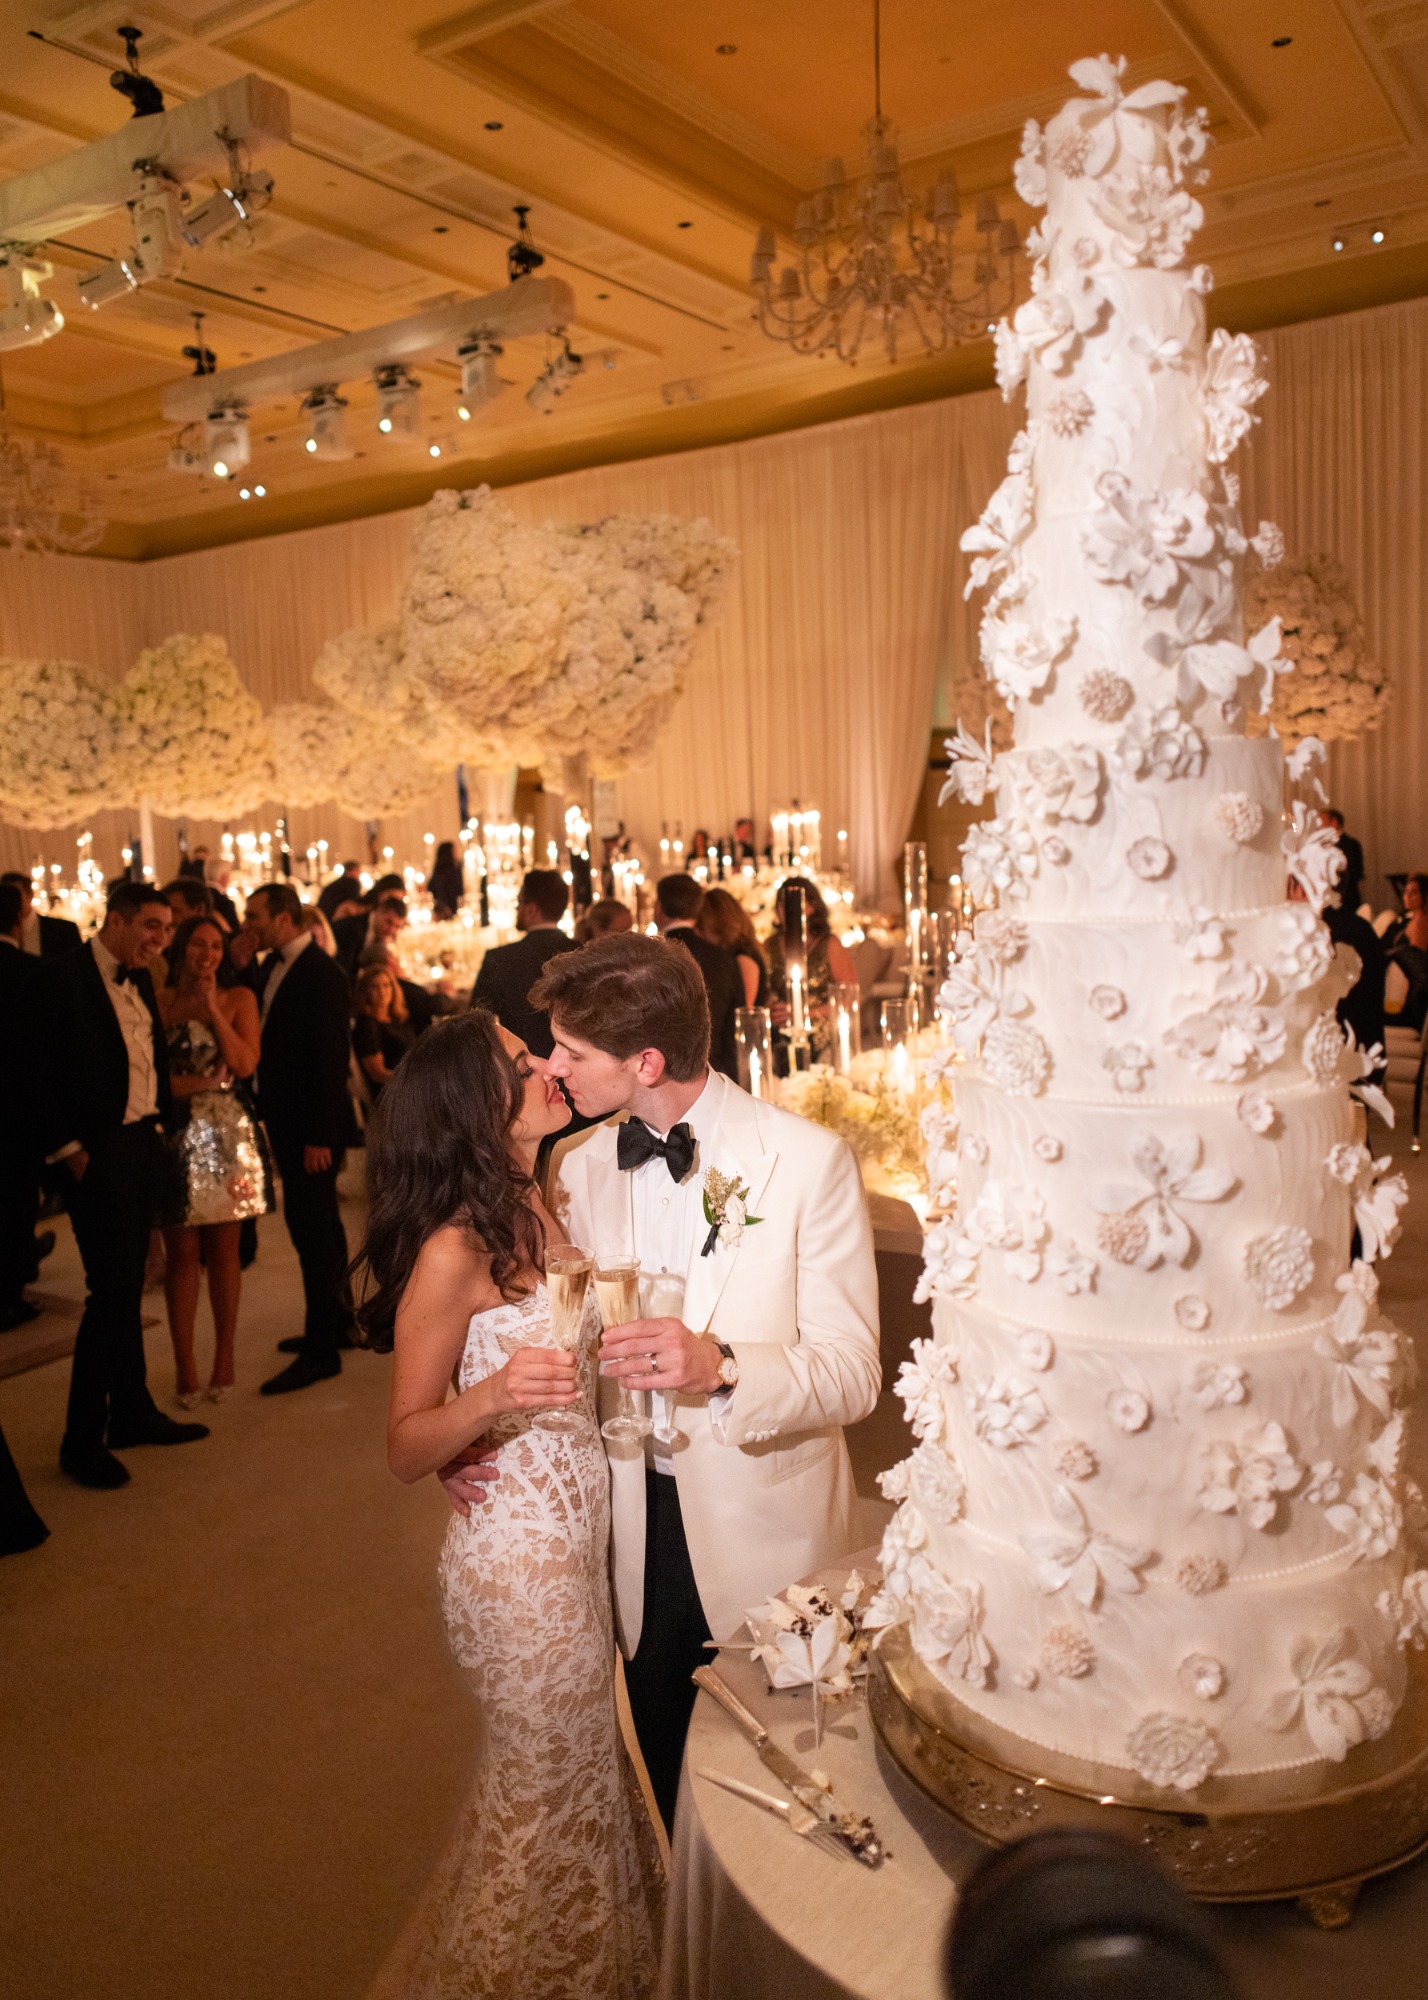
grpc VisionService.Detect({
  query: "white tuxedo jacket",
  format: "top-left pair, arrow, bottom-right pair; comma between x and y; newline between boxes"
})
550,1069 -> 881,1652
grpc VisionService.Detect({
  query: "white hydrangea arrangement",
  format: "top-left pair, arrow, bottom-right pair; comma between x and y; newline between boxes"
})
113,633 -> 273,819
1244,552 -> 1389,745
0,656 -> 120,827
264,699 -> 446,819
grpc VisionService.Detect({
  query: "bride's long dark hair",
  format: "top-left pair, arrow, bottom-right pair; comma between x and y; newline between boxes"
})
354,1009 -> 545,1352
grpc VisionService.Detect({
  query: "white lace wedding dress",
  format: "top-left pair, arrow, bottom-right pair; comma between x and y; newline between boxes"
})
365,1284 -> 664,2000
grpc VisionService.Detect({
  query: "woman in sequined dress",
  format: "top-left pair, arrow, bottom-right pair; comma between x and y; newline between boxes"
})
157,916 -> 271,1406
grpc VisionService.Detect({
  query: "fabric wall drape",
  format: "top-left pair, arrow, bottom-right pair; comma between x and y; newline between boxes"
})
1,291 -> 1425,904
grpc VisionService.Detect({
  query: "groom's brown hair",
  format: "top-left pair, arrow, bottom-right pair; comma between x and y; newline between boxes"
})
530,933 -> 710,1081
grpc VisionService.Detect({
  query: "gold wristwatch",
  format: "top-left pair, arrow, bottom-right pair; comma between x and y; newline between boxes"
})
713,1340 -> 739,1393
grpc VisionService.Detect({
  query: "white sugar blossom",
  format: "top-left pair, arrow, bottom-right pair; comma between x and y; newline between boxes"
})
1344,1026 -> 1394,1127
1013,117 -> 1047,206
1046,1242 -> 1098,1294
1143,576 -> 1283,714
1089,985 -> 1126,1020
939,954 -> 1013,1053
1175,1295 -> 1211,1331
1172,906 -> 1230,960
893,1337 -> 959,1442
1081,473 -> 1216,604
961,463 -> 1034,599
1192,1362 -> 1248,1410
1095,1132 -> 1236,1270
1199,1421 -> 1303,1529
1041,835 -> 1070,866
1262,1630 -> 1394,1761
1302,1012 -> 1348,1086
964,1133 -> 990,1165
1304,1461 -> 1344,1506
965,1180 -> 1049,1282
1020,742 -> 1102,821
1211,791 -> 1263,844
1066,55 -> 1188,174
1045,388 -> 1094,436
1402,1572 -> 1428,1644
1112,706 -> 1206,781
1125,1712 -> 1221,1792
1009,271 -> 1108,377
1020,1484 -> 1152,1609
1165,960 -> 1286,1083
1202,329 -> 1269,463
1078,667 -> 1134,722
1237,1089 -> 1280,1135
993,316 -> 1029,398
1274,904 -> 1334,989
1180,1654 -> 1226,1701
984,615 -> 1078,704
983,1017 -> 1053,1097
1282,800 -> 1347,912
1317,1280 -> 1401,1426
908,1443 -> 967,1525
1042,1624 -> 1096,1678
1127,836 -> 1172,880
1353,1158 -> 1409,1262
1107,1388 -> 1151,1433
962,815 -> 1039,902
1370,1411 -> 1406,1482
912,1575 -> 994,1687
1244,1226 -> 1314,1310
1286,736 -> 1328,785
1092,166 -> 1205,269
1033,1134 -> 1063,1163
939,720 -> 999,807
1326,1143 -> 1370,1186
1018,1329 -> 1055,1372
1338,1259 -> 1380,1308
974,910 -> 1028,964
970,1372 -> 1049,1450
1103,1040 -> 1153,1093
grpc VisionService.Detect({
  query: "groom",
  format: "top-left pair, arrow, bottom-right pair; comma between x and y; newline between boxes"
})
531,932 -> 880,1831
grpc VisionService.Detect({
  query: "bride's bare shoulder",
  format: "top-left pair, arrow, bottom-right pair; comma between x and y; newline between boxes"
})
408,1221 -> 501,1313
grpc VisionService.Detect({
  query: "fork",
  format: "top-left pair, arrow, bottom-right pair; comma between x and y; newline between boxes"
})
696,1769 -> 851,1859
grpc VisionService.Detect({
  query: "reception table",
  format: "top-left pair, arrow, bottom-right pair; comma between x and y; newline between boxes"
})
658,1554 -> 1428,2000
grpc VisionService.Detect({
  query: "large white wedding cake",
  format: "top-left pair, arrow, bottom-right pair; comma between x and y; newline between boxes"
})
878,55 -> 1424,1794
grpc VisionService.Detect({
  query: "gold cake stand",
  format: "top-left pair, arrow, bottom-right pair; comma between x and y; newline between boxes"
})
867,1623 -> 1428,1928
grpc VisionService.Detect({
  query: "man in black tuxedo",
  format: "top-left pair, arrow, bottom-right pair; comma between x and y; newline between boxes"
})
28,882 -> 209,1488
317,861 -> 364,923
333,888 -> 407,986
1323,808 -> 1366,913
0,883 -> 43,1330
469,869 -> 577,1059
243,882 -> 357,1395
1,870 -> 82,959
654,874 -> 740,1080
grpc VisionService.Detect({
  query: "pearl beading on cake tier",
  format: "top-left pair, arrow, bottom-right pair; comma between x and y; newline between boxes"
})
880,54 -> 1422,1800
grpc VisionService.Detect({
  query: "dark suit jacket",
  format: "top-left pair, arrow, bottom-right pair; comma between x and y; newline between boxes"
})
331,912 -> 373,984
666,925 -> 741,1081
318,874 -> 363,922
1335,833 -> 1366,911
0,945 -> 41,1157
470,929 -> 578,1059
256,940 -> 353,1156
26,943 -> 173,1159
36,913 -> 81,959
1326,903 -> 1387,1063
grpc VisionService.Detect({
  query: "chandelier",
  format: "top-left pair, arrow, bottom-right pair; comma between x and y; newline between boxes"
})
0,379 -> 106,556
749,0 -> 1022,365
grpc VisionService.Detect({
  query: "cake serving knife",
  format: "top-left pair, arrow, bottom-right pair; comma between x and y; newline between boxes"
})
691,1665 -> 888,1867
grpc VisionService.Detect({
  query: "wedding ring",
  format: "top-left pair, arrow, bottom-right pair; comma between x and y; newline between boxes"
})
648,1353 -> 659,1372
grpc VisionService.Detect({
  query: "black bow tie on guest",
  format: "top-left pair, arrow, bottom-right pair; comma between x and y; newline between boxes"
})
112,962 -> 141,987
617,1119 -> 695,1183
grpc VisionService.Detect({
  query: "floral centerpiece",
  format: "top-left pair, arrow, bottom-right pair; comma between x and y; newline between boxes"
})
0,656 -> 120,827
265,699 -> 446,819
1244,552 -> 1389,745
114,633 -> 273,818
778,1058 -> 925,1193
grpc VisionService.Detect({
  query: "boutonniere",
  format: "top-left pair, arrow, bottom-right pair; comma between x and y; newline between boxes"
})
701,1166 -> 764,1257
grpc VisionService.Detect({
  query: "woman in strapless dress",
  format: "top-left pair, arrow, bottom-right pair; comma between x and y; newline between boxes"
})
356,1010 -> 663,2000
157,914 -> 270,1405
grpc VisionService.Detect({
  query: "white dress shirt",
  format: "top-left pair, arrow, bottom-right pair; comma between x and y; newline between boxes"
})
260,928 -> 312,1020
91,935 -> 159,1125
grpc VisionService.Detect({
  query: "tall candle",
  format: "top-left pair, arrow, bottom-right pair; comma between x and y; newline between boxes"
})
748,1046 -> 764,1100
836,1009 -> 852,1074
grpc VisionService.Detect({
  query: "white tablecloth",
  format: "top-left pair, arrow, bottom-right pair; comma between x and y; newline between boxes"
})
658,1554 -> 1428,2000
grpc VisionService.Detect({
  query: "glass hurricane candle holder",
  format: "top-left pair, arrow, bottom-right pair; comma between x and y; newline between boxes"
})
736,1007 -> 774,1101
831,983 -> 862,1075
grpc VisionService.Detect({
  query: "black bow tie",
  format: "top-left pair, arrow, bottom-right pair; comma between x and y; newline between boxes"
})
112,963 -> 140,987
617,1119 -> 695,1183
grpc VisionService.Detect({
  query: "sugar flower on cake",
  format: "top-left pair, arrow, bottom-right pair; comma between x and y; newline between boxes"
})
970,1372 -> 1049,1449
939,720 -> 999,806
1014,117 -> 1048,206
1274,904 -> 1335,989
962,815 -> 1039,902
1316,1288 -> 1405,1425
908,1442 -> 967,1525
965,1180 -> 1049,1281
1078,667 -> 1135,722
1244,552 -> 1390,747
1065,54 -> 1190,176
1261,1630 -> 1394,1761
1112,706 -> 1206,781
1045,388 -> 1095,435
1041,1624 -> 1096,1679
914,1220 -> 979,1305
961,461 -> 1033,598
1370,1410 -> 1407,1483
1143,579 -> 1283,713
1020,742 -> 1102,821
939,953 -> 1009,1053
1192,1362 -> 1248,1410
1198,1421 -> 1303,1530
984,615 -> 1078,705
982,1017 -> 1053,1097
1126,1713 -> 1221,1792
1281,800 -> 1347,913
1081,473 -> 1216,604
1046,1241 -> 1098,1295
1179,1654 -> 1226,1701
1401,1572 -> 1428,1645
1095,1131 -> 1236,1269
1021,1485 -> 1153,1609
1041,835 -> 1070,865
1244,1225 -> 1314,1310
1342,1026 -> 1394,1127
1175,1554 -> 1226,1596
1089,985 -> 1126,1020
1325,1142 -> 1370,1186
1172,905 -> 1230,960
1201,329 -> 1269,463
1092,167 -> 1205,270
1352,1157 -> 1410,1261
1211,791 -> 1263,844
1007,271 -> 1108,378
869,1506 -> 931,1626
973,909 -> 1029,965
1302,1012 -> 1348,1086
912,1574 -> 993,1687
1017,1329 -> 1055,1372
1165,960 -> 1287,1082
1175,1295 -> 1211,1330
1033,1133 -> 1064,1163
893,1337 -> 959,1443
1053,1438 -> 1098,1481
1326,1474 -> 1405,1563
1103,1040 -> 1153,1093
1107,1388 -> 1151,1433
1236,1089 -> 1279,1135
1126,836 -> 1172,880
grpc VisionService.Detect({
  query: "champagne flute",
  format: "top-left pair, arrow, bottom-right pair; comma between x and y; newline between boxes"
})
534,1242 -> 594,1434
643,1270 -> 685,1449
595,1258 -> 652,1444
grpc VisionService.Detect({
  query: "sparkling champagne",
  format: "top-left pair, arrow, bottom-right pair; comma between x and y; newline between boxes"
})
594,1263 -> 640,1330
545,1254 -> 593,1352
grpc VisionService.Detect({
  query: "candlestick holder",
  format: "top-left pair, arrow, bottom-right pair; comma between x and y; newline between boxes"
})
831,983 -> 861,1075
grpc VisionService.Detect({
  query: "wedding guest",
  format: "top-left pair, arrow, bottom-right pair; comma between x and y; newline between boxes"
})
0,883 -> 44,1331
357,1012 -> 662,1996
334,890 -> 407,984
729,816 -> 759,865
1322,808 -> 1366,912
469,868 -> 576,1060
359,939 -> 446,1033
531,933 -> 881,1832
28,882 -> 209,1488
300,905 -> 339,956
157,915 -> 271,1407
1385,872 -> 1428,951
317,861 -> 365,923
0,1418 -> 47,1557
766,876 -> 860,1063
1324,892 -> 1388,1059
1,870 -> 81,958
352,963 -> 416,1099
243,883 -> 356,1394
427,840 -> 465,920
162,876 -> 215,926
687,828 -> 712,871
1389,894 -> 1428,1031
575,898 -> 634,943
654,874 -> 740,1081
697,883 -> 769,1010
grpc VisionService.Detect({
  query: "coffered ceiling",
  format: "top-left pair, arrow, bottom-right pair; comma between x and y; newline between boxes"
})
4,0 -> 1428,557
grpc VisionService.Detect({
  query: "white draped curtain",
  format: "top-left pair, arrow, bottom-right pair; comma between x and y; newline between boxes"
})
2,292 -> 1426,903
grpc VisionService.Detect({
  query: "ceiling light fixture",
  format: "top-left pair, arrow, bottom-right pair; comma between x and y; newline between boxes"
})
749,0 -> 1020,363
300,384 -> 352,459
204,401 -> 249,479
0,247 -> 63,351
76,255 -> 140,311
374,362 -> 421,436
526,336 -> 585,414
456,332 -> 504,419
1373,228 -> 1386,244
1332,236 -> 1345,252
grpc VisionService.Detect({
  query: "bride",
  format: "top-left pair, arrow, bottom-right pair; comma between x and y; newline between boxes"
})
356,1010 -> 663,2000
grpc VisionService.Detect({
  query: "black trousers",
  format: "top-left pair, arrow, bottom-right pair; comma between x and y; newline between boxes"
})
63,1120 -> 165,1450
271,1142 -> 354,1363
0,1419 -> 47,1555
623,1470 -> 711,1836
0,1141 -> 39,1308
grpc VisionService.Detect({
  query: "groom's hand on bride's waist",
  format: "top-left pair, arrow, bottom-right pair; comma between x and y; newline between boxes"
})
599,1317 -> 723,1396
436,1445 -> 501,1516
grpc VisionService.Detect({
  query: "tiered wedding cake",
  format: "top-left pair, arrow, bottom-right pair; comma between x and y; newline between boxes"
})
878,55 -> 1423,1793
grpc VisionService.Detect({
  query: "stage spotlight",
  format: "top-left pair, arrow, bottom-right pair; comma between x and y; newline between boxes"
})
77,257 -> 140,310
525,337 -> 585,415
130,172 -> 186,282
204,403 -> 250,480
300,384 -> 352,460
0,249 -> 64,351
375,362 -> 421,436
456,334 -> 504,420
183,171 -> 273,250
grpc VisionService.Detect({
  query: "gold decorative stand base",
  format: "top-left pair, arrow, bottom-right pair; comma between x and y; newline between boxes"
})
867,1624 -> 1428,1927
